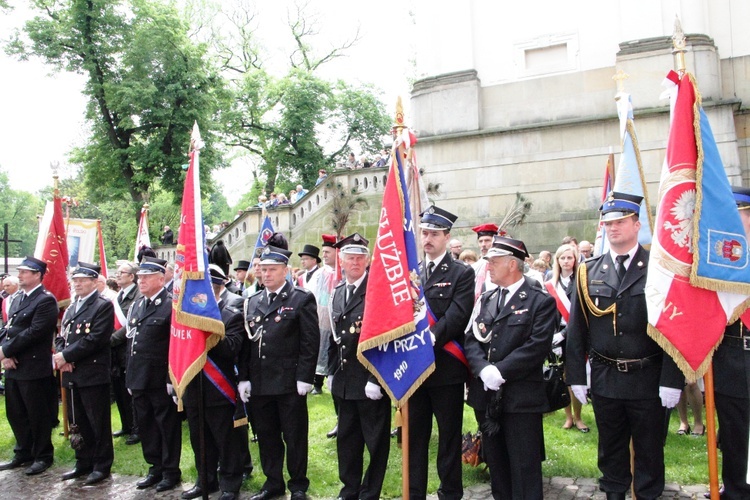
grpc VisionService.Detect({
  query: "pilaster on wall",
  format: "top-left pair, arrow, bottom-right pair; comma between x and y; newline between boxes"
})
411,70 -> 481,137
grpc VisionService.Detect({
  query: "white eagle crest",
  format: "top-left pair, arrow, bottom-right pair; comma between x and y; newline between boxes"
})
663,189 -> 696,252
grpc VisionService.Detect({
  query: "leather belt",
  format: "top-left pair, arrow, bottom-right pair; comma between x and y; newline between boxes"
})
590,349 -> 660,373
722,335 -> 750,350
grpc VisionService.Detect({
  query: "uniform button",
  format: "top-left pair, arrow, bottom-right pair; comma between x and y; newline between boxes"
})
262,342 -> 266,346
262,355 -> 266,359
618,332 -> 623,336
492,348 -> 496,351
133,341 -> 137,345
493,334 -> 498,338
342,346 -> 346,349
133,351 -> 137,355
343,359 -> 347,364
617,295 -> 622,299
617,313 -> 622,317
343,315 -> 346,319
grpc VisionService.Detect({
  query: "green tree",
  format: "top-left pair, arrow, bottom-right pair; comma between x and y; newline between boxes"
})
8,0 -> 229,222
0,169 -> 43,258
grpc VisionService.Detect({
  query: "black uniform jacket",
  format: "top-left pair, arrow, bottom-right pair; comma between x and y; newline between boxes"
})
183,290 -> 245,408
111,285 -> 141,371
419,254 -> 475,387
125,287 -> 173,391
465,276 -> 557,413
238,281 -> 320,396
56,291 -> 114,388
565,247 -> 683,399
1,285 -> 58,381
327,273 -> 378,400
714,320 -> 750,399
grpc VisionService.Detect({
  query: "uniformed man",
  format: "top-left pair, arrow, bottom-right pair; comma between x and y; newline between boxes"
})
238,245 -> 320,500
126,256 -> 182,492
0,256 -> 58,475
471,223 -> 500,299
181,264 -> 246,500
410,206 -> 475,500
327,233 -> 390,500
465,236 -> 557,499
565,192 -> 683,500
110,261 -> 141,444
54,262 -> 115,485
318,234 -> 339,431
232,260 -> 252,297
1,276 -> 20,327
711,186 -> 750,499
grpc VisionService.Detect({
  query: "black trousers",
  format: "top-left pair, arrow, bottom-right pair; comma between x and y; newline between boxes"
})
715,393 -> 750,500
251,392 -> 309,493
132,387 -> 182,479
408,383 -> 464,500
185,403 -> 244,493
66,384 -> 114,473
5,377 -> 54,463
591,394 -> 666,499
111,369 -> 134,433
334,396 -> 391,500
475,410 -> 544,500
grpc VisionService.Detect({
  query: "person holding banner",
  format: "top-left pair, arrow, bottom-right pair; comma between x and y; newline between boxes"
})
709,186 -> 750,500
465,235 -> 557,499
327,233 -> 390,500
410,206 -> 475,500
126,256 -> 182,492
565,192 -> 683,500
238,245 -> 320,500
181,264 -> 246,500
54,262 -> 115,485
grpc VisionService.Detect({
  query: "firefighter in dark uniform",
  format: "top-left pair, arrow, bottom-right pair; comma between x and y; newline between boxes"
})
327,233 -> 390,500
110,261 -> 141,444
465,236 -> 557,499
410,206 -> 475,500
126,256 -> 182,492
238,245 -> 320,500
54,262 -> 114,485
566,192 -> 684,500
0,256 -> 58,475
181,264 -> 246,500
712,186 -> 750,500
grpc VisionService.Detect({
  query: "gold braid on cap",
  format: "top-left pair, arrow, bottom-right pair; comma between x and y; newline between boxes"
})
576,263 -> 618,334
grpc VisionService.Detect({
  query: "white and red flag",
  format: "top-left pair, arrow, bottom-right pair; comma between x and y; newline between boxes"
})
133,204 -> 151,261
38,196 -> 70,309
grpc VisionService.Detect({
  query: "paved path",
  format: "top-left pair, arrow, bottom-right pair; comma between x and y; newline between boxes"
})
0,467 -> 711,499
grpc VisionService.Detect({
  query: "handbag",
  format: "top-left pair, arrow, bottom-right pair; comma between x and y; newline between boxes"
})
543,361 -> 571,412
461,431 -> 483,467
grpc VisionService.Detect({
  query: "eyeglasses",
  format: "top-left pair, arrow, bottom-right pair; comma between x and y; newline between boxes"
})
115,271 -> 133,277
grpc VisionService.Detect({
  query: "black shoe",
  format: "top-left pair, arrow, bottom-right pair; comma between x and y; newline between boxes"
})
219,493 -> 238,500
182,483 -> 219,499
605,494 -> 626,500
290,492 -> 307,500
249,490 -> 285,500
156,477 -> 181,492
251,434 -> 258,443
136,473 -> 162,489
326,425 -> 338,439
243,468 -> 253,481
112,429 -> 129,437
390,427 -> 399,438
61,467 -> 93,480
125,434 -> 141,445
311,386 -> 322,395
0,457 -> 32,471
84,471 -> 109,485
704,486 -> 725,498
25,460 -> 52,476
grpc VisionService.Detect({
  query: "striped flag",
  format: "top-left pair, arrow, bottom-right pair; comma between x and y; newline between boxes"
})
593,153 -> 615,257
134,204 -> 151,261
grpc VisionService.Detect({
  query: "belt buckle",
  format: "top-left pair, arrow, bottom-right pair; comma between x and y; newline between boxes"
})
616,360 -> 629,373
744,337 -> 750,351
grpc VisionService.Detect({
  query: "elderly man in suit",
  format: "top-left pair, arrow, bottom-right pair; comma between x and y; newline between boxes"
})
238,245 -> 320,500
0,256 -> 59,475
410,206 -> 475,500
126,256 -> 182,492
465,236 -> 557,499
566,192 -> 683,500
55,262 -> 115,485
328,233 -> 390,500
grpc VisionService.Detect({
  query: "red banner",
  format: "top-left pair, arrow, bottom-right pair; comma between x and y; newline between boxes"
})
41,196 -> 70,309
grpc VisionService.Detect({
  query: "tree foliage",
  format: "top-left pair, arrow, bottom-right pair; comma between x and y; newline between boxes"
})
0,168 -> 43,258
8,0 -> 228,222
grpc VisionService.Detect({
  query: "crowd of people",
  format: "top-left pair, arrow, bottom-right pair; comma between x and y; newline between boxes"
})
1,187 -> 750,500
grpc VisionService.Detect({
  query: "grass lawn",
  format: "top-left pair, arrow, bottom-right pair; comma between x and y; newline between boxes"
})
0,391 -> 714,498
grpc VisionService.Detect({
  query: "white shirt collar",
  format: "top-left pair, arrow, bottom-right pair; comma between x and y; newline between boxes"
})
608,244 -> 638,271
346,271 -> 367,292
499,276 -> 525,301
426,251 -> 447,268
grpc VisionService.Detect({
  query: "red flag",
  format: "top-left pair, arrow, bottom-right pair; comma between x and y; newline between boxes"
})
97,220 -> 108,279
134,204 -> 151,261
168,123 -> 224,409
41,196 -> 70,309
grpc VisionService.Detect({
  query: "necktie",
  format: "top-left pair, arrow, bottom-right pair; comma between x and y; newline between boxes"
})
18,292 -> 26,306
615,255 -> 629,282
426,261 -> 435,281
306,271 -> 313,283
117,290 -> 124,303
144,298 -> 151,308
346,284 -> 356,305
268,292 -> 277,304
75,299 -> 82,314
498,288 -> 509,311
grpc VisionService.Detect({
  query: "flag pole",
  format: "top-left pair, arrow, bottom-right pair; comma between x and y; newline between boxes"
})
704,364 -> 720,500
52,165 -> 70,440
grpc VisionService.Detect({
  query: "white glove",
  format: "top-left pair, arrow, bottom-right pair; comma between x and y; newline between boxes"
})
571,385 -> 588,405
365,381 -> 383,400
327,375 -> 334,392
127,388 -> 133,396
166,383 -> 174,396
238,381 -> 251,403
552,332 -> 565,347
429,331 -> 436,346
479,365 -> 504,391
552,346 -> 563,357
659,386 -> 682,408
297,381 -> 313,396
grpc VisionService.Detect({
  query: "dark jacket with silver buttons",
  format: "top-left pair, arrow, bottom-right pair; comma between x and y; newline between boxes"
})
125,287 -> 172,391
